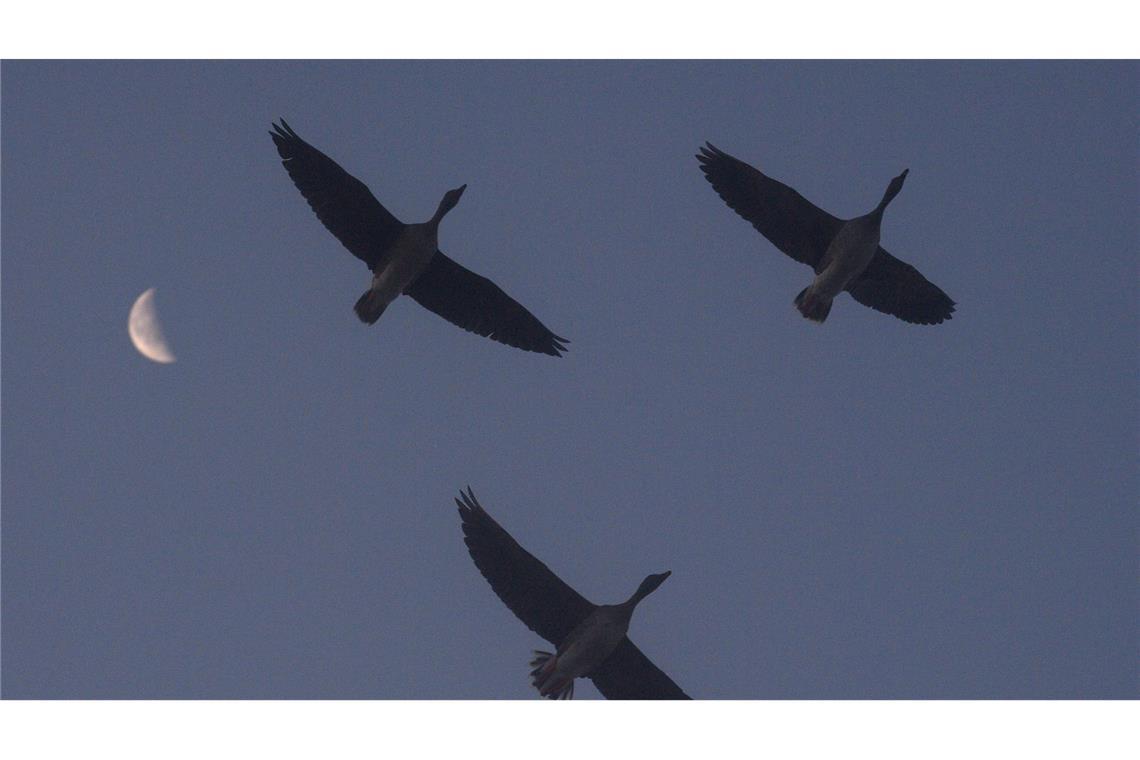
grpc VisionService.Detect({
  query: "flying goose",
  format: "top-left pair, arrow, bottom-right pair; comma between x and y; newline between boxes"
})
455,488 -> 689,700
697,143 -> 955,325
270,120 -> 568,356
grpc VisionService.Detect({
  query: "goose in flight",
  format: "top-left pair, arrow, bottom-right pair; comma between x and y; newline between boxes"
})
697,143 -> 955,325
455,488 -> 689,700
270,120 -> 568,356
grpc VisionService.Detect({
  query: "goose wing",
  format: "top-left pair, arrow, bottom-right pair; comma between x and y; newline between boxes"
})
589,637 -> 691,700
406,252 -> 569,356
846,246 -> 956,325
456,488 -> 594,647
270,119 -> 405,271
697,142 -> 842,271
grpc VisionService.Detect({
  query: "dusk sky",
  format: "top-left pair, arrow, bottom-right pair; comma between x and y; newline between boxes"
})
2,60 -> 1136,699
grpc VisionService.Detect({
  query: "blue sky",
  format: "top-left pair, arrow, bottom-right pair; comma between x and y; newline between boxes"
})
2,60 -> 1136,698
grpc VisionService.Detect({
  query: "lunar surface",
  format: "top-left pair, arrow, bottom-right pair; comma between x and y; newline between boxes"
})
128,287 -> 176,364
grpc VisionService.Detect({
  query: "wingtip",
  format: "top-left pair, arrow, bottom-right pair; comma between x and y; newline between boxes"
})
456,486 -> 481,514
269,119 -> 292,143
548,334 -> 571,357
929,292 -> 957,325
697,141 -> 722,158
270,118 -> 297,140
696,142 -> 728,170
905,299 -> 956,326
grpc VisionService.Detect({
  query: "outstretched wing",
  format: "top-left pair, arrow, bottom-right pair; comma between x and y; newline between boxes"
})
406,252 -> 569,356
697,142 -> 842,271
456,488 -> 594,647
270,119 -> 405,271
589,637 -> 691,700
846,246 -> 956,325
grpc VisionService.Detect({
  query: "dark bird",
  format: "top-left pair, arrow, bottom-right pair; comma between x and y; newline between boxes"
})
697,143 -> 955,325
455,487 -> 689,700
270,120 -> 568,356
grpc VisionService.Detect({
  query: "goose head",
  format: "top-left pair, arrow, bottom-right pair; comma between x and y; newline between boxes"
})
628,570 -> 672,606
431,183 -> 467,224
877,169 -> 909,212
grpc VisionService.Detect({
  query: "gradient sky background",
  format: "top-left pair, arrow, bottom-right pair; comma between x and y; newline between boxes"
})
2,60 -> 1135,699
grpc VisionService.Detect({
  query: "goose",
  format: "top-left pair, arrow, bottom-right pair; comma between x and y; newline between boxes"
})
455,487 -> 689,700
269,120 -> 568,356
697,143 -> 955,325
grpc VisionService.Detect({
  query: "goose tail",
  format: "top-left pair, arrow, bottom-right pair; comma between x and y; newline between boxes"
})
794,286 -> 833,323
529,650 -> 574,700
353,288 -> 389,324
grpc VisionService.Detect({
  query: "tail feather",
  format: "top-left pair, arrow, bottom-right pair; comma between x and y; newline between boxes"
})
529,650 -> 574,700
794,286 -> 833,323
354,288 -> 389,324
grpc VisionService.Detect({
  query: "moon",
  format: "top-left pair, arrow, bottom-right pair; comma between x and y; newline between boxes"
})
128,288 -> 176,364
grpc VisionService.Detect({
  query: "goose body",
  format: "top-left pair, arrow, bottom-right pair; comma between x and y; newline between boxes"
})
697,143 -> 955,325
352,191 -> 463,324
455,488 -> 688,700
355,225 -> 437,321
529,572 -> 671,699
270,120 -> 568,355
536,605 -> 636,696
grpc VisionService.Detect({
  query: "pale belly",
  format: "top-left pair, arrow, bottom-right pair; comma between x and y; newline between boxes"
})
369,227 -> 437,305
813,219 -> 880,298
555,615 -> 628,680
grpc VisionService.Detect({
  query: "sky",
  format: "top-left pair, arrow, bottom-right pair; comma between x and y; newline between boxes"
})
2,60 -> 1136,699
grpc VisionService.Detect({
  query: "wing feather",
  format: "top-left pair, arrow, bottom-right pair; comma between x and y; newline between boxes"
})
406,252 -> 569,356
697,142 -> 841,271
270,119 -> 405,270
846,247 -> 956,325
589,637 -> 691,700
456,488 -> 594,648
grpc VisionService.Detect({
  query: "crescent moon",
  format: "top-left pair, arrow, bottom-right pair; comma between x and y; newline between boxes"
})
128,287 -> 176,364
